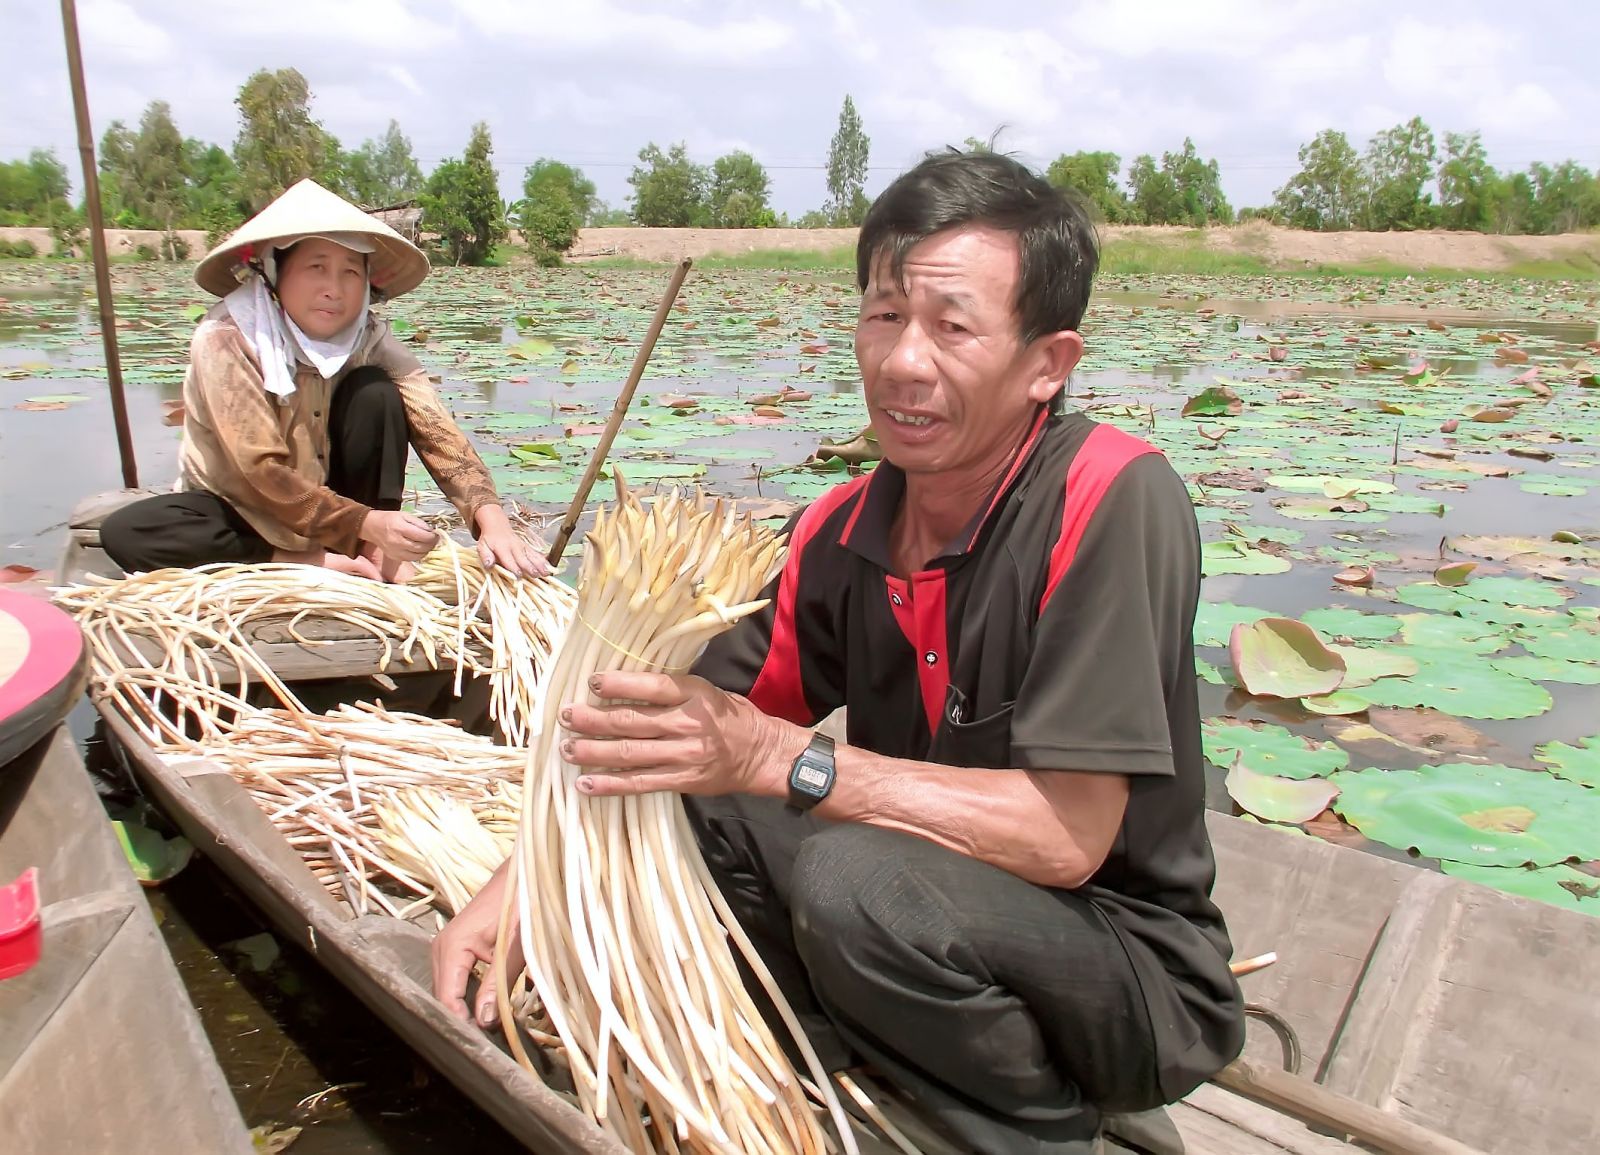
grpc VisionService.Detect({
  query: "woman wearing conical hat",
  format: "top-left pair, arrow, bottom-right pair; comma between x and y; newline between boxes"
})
100,179 -> 545,583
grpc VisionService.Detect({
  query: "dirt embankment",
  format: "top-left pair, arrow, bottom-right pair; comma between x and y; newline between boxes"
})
4,222 -> 1597,272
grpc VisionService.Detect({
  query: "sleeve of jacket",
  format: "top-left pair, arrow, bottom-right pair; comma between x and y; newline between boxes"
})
188,321 -> 370,554
368,326 -> 501,534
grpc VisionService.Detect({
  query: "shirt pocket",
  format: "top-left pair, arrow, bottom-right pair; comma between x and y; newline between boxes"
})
926,687 -> 1015,769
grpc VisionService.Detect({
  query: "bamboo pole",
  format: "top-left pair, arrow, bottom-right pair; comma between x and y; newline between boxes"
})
1215,1056 -> 1488,1155
59,0 -> 138,488
546,257 -> 693,567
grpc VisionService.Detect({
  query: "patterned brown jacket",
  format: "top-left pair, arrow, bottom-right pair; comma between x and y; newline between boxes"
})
178,303 -> 498,554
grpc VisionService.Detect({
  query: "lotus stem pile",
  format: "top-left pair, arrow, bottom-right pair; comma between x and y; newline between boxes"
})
56,539 -> 574,913
496,484 -> 856,1155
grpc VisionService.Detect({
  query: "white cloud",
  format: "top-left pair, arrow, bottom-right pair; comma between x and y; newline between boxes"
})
454,0 -> 793,64
79,0 -> 177,62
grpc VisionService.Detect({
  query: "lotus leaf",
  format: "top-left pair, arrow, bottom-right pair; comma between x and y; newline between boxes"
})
1327,644 -> 1421,688
1439,861 -> 1600,916
1193,602 -> 1272,648
1356,651 -> 1552,719
113,819 -> 194,885
1534,736 -> 1600,788
1396,613 -> 1507,653
1488,655 -> 1600,684
1329,762 -> 1600,866
1230,618 -> 1346,698
1203,719 -> 1350,779
1201,539 -> 1293,576
1300,690 -> 1372,715
1514,620 -> 1600,663
1226,758 -> 1339,824
1300,607 -> 1403,641
1454,576 -> 1569,609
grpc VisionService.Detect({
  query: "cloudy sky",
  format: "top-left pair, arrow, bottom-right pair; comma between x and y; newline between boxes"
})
5,0 -> 1597,217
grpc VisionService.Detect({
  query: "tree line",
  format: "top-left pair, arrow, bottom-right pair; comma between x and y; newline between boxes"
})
2,68 -> 1596,266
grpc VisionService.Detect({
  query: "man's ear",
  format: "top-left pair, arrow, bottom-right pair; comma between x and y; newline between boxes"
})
1025,330 -> 1085,405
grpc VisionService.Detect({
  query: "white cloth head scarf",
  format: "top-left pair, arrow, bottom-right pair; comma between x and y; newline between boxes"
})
221,246 -> 370,401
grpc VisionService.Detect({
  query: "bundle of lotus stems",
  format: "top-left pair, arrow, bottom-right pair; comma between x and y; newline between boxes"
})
176,701 -> 525,918
56,538 -> 575,915
495,484 -> 857,1155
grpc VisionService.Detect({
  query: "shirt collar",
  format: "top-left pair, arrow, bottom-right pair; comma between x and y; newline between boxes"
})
839,406 -> 1056,570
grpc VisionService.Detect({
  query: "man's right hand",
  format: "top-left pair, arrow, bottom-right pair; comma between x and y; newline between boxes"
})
432,858 -> 519,1028
360,509 -> 437,563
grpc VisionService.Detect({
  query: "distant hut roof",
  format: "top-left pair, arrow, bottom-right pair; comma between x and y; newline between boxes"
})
366,201 -> 422,242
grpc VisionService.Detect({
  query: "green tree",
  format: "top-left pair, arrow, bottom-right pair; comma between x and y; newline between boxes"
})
343,120 -> 424,207
232,67 -> 334,210
1436,131 -> 1496,232
1165,138 -> 1232,226
97,121 -> 139,225
1272,129 -> 1362,231
628,142 -> 708,227
125,101 -> 190,250
520,159 -> 596,224
419,123 -> 505,265
1528,160 -> 1600,234
1126,154 -> 1181,225
0,149 -> 72,226
709,151 -> 774,227
1358,116 -> 1437,231
588,202 -> 632,227
185,140 -> 247,241
825,95 -> 871,225
1046,151 -> 1127,223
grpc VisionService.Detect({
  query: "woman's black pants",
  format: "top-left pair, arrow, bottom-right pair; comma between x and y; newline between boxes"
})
100,367 -> 407,572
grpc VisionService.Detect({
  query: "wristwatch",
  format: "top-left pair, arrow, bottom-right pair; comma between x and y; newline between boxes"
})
786,732 -> 837,813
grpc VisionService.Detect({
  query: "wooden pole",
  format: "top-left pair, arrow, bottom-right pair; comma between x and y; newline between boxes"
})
1215,1055 -> 1487,1155
59,0 -> 138,489
546,257 -> 692,567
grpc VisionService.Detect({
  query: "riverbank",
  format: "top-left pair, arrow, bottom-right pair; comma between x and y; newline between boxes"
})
4,221 -> 1598,278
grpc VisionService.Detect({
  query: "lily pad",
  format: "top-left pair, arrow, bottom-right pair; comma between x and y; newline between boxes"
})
1230,618 -> 1346,699
1356,654 -> 1552,720
1267,475 -> 1396,495
1329,762 -> 1600,866
1454,576 -> 1569,609
1181,385 -> 1242,417
1193,601 -> 1272,648
1226,757 -> 1339,824
1488,655 -> 1600,684
1534,736 -> 1600,788
1299,607 -> 1403,641
1203,719 -> 1350,779
1201,539 -> 1292,576
1439,861 -> 1600,916
1514,620 -> 1600,663
1327,644 -> 1420,688
1396,613 -> 1507,653
1300,690 -> 1372,716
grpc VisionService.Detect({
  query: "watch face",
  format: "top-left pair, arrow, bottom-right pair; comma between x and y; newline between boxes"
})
793,761 -> 831,794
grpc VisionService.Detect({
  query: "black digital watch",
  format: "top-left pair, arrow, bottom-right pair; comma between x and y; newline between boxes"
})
786,732 -> 837,813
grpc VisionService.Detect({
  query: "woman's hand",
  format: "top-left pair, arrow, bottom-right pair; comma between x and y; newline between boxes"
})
359,509 -> 437,563
474,505 -> 549,579
432,859 -> 521,1028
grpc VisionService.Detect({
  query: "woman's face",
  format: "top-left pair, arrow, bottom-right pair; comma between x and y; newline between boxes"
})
275,239 -> 368,339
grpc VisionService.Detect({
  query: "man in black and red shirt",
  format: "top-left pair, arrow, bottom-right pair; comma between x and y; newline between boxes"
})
436,150 -> 1244,1152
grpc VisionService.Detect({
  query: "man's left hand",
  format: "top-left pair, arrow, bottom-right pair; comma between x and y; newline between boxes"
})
560,672 -> 786,798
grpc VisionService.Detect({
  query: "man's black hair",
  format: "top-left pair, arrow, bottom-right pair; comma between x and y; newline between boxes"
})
856,149 -> 1099,411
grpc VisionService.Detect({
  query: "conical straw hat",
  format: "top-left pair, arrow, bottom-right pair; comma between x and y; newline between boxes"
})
195,178 -> 430,299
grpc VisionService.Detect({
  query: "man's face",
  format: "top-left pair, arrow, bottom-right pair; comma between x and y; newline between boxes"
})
276,239 -> 367,340
854,226 -> 1081,479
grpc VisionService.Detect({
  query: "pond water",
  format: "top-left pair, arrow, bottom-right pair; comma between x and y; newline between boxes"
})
3,259 -> 1597,1148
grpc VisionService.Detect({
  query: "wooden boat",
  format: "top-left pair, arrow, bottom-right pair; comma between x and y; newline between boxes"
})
60,493 -> 1600,1155
0,587 -> 252,1155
